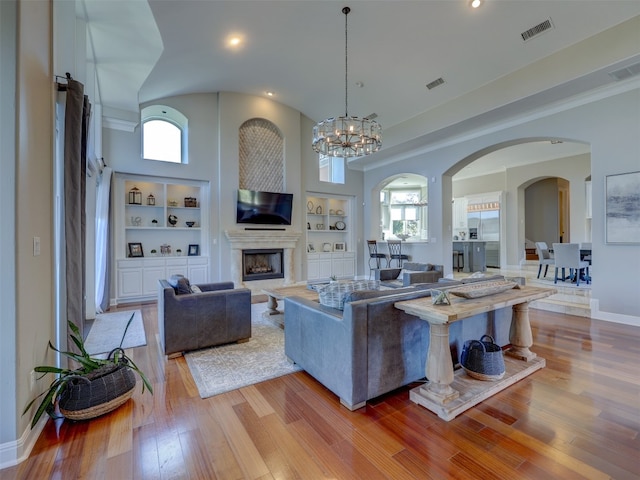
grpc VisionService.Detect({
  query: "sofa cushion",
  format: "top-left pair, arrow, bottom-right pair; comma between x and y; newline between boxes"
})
402,262 -> 428,272
176,277 -> 192,294
190,284 -> 202,293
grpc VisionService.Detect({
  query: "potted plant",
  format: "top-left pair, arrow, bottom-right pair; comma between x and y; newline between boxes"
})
176,248 -> 182,256
23,316 -> 152,427
150,249 -> 157,256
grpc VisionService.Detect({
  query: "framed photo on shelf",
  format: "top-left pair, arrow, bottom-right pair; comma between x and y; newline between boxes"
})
334,242 -> 346,252
188,244 -> 200,256
308,243 -> 316,253
128,242 -> 143,258
606,171 -> 640,244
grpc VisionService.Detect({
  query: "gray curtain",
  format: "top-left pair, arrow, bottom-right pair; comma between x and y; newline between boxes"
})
63,79 -> 91,340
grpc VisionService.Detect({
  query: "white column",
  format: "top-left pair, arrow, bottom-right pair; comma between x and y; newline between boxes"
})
230,248 -> 243,287
283,247 -> 294,285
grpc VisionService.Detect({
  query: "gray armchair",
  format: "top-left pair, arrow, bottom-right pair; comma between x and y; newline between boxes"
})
158,279 -> 252,357
374,262 -> 444,288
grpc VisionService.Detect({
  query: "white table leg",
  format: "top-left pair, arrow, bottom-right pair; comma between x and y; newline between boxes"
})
507,302 -> 536,361
420,323 -> 459,404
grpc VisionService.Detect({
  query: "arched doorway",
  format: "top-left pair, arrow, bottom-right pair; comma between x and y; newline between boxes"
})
446,138 -> 590,270
524,177 -> 570,247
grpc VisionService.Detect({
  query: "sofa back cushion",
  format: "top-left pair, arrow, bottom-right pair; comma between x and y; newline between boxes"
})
402,262 -> 428,272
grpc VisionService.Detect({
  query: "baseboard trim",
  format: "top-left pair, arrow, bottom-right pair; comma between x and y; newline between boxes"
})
590,299 -> 640,327
0,415 -> 47,469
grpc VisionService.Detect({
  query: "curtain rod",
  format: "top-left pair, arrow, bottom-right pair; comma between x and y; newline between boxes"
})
56,72 -> 73,91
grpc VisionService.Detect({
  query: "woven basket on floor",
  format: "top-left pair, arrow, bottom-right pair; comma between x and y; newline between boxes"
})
58,354 -> 136,421
460,335 -> 505,381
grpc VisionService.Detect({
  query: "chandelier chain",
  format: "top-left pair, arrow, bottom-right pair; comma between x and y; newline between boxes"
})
344,6 -> 349,117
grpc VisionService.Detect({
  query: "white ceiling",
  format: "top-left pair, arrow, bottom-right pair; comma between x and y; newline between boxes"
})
79,0 -> 639,167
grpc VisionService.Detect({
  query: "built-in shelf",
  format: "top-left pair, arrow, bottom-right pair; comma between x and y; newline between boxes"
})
306,192 -> 355,281
114,173 -> 210,304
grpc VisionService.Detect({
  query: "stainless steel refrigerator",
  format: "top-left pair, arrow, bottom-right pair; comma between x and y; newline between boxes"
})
468,209 -> 500,241
468,208 -> 500,267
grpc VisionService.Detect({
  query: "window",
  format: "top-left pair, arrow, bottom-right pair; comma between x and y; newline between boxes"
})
141,105 -> 188,163
319,155 -> 345,184
380,176 -> 428,240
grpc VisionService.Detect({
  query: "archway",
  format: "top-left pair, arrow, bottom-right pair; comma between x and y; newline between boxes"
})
444,138 -> 590,270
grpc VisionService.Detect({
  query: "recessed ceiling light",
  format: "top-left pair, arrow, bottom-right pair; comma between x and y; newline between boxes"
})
470,0 -> 483,8
226,35 -> 243,48
266,91 -> 274,97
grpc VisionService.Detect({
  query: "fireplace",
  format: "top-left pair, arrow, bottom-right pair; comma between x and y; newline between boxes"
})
242,249 -> 284,281
225,229 -> 302,289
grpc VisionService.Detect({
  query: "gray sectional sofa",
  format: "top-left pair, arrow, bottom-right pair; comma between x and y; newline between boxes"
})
284,276 -> 514,410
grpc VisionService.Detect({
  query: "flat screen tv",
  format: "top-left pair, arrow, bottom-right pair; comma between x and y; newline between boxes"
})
236,189 -> 294,225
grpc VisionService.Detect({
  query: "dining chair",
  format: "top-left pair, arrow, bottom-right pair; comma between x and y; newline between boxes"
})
552,243 -> 590,286
580,242 -> 592,264
534,241 -> 555,278
367,240 -> 387,279
386,240 -> 409,268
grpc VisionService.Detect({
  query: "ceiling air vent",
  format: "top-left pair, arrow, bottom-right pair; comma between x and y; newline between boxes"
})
521,18 -> 554,42
608,61 -> 640,81
426,77 -> 445,90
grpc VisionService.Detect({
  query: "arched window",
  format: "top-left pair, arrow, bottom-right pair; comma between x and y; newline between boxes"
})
380,174 -> 428,241
141,105 -> 188,163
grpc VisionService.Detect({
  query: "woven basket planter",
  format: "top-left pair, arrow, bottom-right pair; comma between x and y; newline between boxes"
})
58,354 -> 137,421
460,335 -> 505,381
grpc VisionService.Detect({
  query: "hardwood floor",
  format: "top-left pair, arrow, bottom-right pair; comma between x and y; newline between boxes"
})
2,303 -> 639,479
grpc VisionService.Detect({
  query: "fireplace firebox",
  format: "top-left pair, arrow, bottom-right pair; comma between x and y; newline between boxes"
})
242,249 -> 284,281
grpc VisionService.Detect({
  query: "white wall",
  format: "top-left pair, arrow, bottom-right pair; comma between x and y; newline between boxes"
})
0,0 -> 55,467
0,0 -> 18,450
364,86 -> 640,322
104,91 -> 368,287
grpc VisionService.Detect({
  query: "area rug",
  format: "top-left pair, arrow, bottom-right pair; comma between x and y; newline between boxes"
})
185,303 -> 301,399
84,309 -> 147,356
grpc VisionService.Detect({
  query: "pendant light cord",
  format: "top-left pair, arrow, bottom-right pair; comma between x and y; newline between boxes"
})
343,6 -> 350,117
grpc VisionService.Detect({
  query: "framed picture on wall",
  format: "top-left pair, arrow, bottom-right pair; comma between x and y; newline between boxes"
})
188,244 -> 200,256
128,242 -> 143,257
605,171 -> 640,244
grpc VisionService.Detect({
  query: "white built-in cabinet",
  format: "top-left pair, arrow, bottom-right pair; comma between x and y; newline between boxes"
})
452,197 -> 468,230
114,173 -> 210,304
305,193 -> 355,281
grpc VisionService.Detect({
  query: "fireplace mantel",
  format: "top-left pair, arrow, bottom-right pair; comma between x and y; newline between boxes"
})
225,229 -> 302,287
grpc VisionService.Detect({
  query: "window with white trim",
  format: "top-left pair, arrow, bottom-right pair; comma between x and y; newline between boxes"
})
380,180 -> 428,240
319,155 -> 345,184
141,105 -> 188,164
